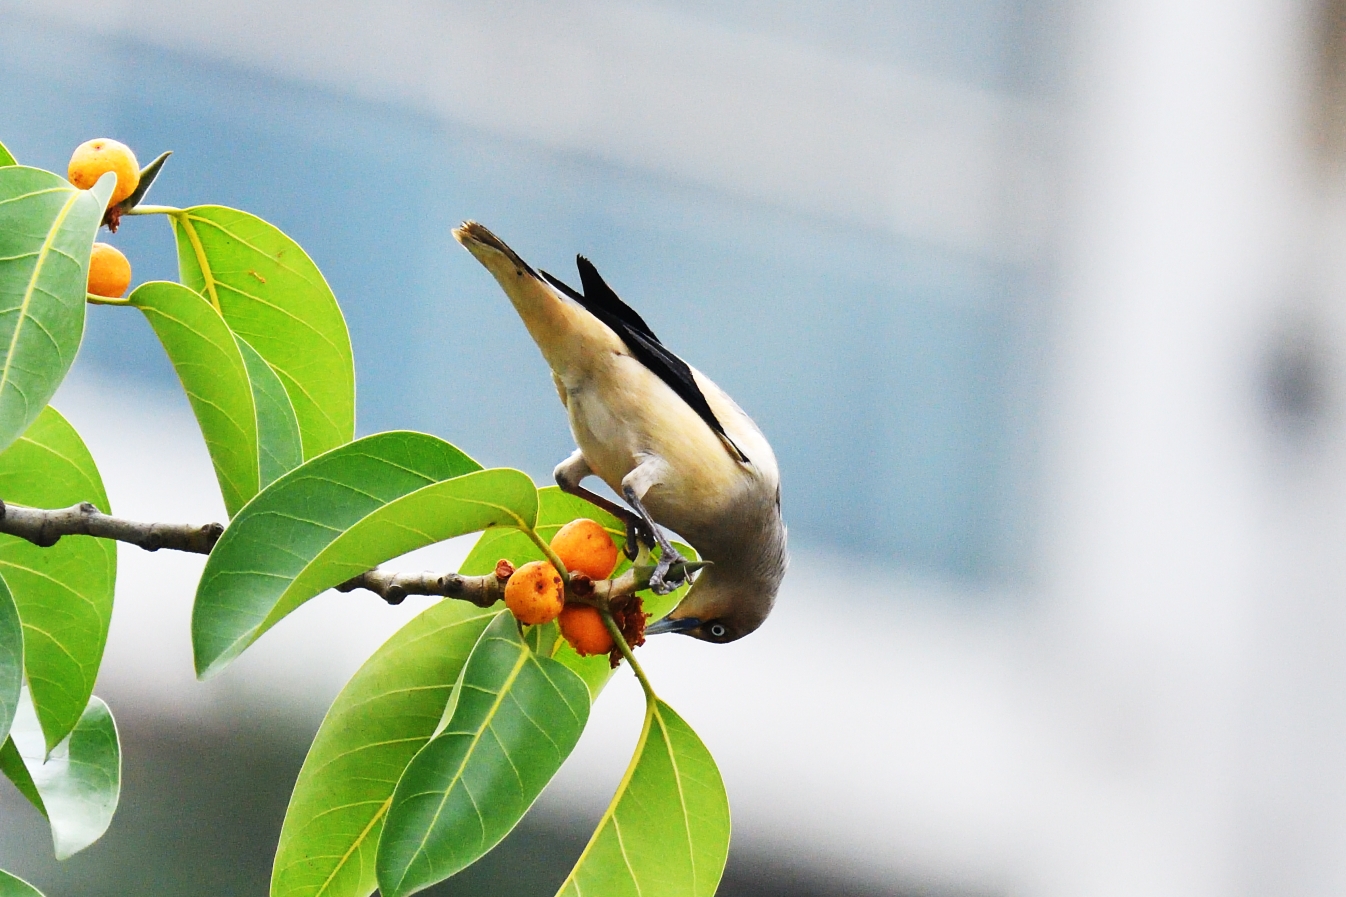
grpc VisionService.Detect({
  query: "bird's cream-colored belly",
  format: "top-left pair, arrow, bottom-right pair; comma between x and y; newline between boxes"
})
561,355 -> 749,541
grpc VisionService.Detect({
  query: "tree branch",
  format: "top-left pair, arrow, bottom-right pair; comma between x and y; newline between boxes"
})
334,569 -> 507,607
0,500 -> 224,553
0,499 -> 707,610
332,559 -> 706,608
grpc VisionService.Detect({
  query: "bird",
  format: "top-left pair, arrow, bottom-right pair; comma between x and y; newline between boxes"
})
453,222 -> 787,643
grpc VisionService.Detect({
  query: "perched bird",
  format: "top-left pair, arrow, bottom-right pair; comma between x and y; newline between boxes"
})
454,222 -> 787,643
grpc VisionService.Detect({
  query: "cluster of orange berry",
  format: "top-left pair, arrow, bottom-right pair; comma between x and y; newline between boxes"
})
67,138 -> 138,299
503,519 -> 621,657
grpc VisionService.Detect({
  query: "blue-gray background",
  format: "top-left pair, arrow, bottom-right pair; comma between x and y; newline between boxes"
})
3,5 -> 1051,582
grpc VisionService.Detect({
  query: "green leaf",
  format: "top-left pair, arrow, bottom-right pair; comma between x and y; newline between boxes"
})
377,613 -> 590,897
0,168 -> 114,453
130,280 -> 302,517
0,575 -> 23,744
113,150 -> 170,215
193,431 -> 531,678
2,690 -> 121,860
460,487 -> 693,697
236,334 -> 303,488
271,601 -> 499,897
130,280 -> 257,515
171,206 -> 354,460
0,141 -> 16,167
0,406 -> 114,750
556,697 -> 730,897
0,869 -> 45,897
0,736 -> 41,810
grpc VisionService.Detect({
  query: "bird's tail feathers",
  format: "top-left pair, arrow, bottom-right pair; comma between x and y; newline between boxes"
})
453,221 -> 540,279
454,221 -> 629,373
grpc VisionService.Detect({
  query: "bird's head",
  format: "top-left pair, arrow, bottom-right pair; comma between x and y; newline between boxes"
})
645,520 -> 788,644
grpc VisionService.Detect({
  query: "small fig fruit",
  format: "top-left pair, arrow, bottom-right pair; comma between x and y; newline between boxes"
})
558,604 -> 614,657
504,560 -> 564,625
68,139 -> 140,208
550,518 -> 619,581
87,243 -> 131,298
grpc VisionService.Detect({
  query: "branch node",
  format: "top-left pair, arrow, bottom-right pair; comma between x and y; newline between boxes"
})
34,513 -> 61,548
568,574 -> 594,599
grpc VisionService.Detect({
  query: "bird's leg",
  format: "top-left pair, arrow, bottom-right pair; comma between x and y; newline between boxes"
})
554,450 -> 651,560
620,483 -> 689,595
623,517 -> 656,562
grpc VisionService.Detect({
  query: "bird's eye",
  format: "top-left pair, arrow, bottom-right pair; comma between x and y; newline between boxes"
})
708,622 -> 728,639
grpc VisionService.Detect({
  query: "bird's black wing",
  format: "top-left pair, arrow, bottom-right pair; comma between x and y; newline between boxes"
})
574,256 -> 660,342
539,259 -> 750,464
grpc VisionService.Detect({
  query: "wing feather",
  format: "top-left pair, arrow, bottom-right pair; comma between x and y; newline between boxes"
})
540,260 -> 750,464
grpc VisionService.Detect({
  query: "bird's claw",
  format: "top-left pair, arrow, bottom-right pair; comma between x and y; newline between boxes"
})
648,547 -> 690,595
624,517 -> 654,561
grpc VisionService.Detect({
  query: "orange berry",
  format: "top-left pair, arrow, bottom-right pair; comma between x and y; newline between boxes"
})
550,518 -> 619,581
504,560 -> 564,625
558,604 -> 614,657
87,243 -> 131,298
68,138 -> 140,208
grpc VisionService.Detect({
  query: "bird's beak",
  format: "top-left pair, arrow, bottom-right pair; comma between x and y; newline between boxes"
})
645,615 -> 700,636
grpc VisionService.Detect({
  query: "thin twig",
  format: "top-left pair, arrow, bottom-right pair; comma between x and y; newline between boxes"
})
334,569 -> 507,608
0,500 -> 223,553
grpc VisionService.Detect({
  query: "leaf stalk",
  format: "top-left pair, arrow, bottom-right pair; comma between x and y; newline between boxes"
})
602,609 -> 656,701
122,204 -> 181,216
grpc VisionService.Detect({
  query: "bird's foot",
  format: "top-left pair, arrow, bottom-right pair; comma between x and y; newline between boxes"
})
623,516 -> 655,561
648,545 -> 690,595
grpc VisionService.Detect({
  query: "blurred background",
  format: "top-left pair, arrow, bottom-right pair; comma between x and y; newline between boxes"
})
3,0 -> 1346,893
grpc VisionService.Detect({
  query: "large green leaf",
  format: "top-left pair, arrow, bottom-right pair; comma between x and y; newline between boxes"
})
556,697 -> 730,897
0,168 -> 114,452
0,575 -> 23,745
0,406 -> 114,750
0,869 -> 44,897
131,280 -> 256,515
130,280 -> 302,517
171,205 -> 354,459
377,613 -> 590,897
462,488 -> 694,697
0,141 -> 16,167
272,601 -> 500,897
193,432 -> 533,678
1,690 -> 120,860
